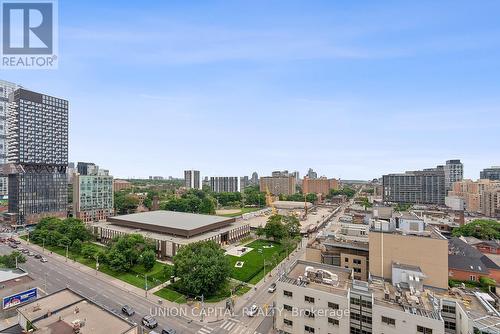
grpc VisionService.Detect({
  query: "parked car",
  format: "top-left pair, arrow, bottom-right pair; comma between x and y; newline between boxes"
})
21,249 -> 29,254
121,305 -> 135,316
161,328 -> 177,334
34,254 -> 42,259
40,257 -> 48,263
247,304 -> 258,317
268,283 -> 277,293
9,244 -> 18,248
27,252 -> 35,257
142,315 -> 158,329
14,240 -> 21,245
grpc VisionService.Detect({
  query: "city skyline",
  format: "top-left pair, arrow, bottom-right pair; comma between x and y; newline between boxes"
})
2,1 -> 499,179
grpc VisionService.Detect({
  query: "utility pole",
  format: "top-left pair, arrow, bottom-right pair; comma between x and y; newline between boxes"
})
201,294 -> 205,322
145,274 -> 148,297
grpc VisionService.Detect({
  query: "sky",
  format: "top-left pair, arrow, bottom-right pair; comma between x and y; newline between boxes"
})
2,0 -> 500,180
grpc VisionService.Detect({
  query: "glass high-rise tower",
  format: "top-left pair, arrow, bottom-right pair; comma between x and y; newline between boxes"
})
6,88 -> 68,226
0,80 -> 19,196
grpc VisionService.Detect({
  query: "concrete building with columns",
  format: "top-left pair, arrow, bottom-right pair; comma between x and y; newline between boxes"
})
90,210 -> 250,259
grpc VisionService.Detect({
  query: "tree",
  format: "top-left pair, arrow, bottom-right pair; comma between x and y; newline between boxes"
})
283,215 -> 301,238
81,244 -> 97,259
71,239 -> 82,254
162,265 -> 173,278
263,215 -> 286,241
173,240 -> 230,296
114,192 -> 140,214
358,197 -> 373,211
281,237 -> 296,260
452,220 -> 500,240
141,250 -> 156,271
199,197 -> 216,214
255,226 -> 265,238
305,193 -> 318,203
243,186 -> 266,207
107,250 -> 129,272
327,187 -> 356,199
0,251 -> 26,268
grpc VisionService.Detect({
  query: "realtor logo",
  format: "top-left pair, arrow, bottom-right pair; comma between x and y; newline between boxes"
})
1,0 -> 58,69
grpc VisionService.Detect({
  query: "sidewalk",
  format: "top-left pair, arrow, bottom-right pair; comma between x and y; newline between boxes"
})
19,239 -> 205,325
19,238 -> 306,324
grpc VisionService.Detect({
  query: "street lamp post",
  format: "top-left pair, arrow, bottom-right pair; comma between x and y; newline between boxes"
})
145,273 -> 148,297
42,239 -> 45,253
258,248 -> 266,282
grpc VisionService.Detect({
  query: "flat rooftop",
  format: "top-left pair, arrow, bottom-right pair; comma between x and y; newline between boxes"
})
107,210 -> 235,237
279,260 -> 351,297
95,219 -> 249,244
0,268 -> 28,284
17,289 -> 136,334
273,201 -> 313,210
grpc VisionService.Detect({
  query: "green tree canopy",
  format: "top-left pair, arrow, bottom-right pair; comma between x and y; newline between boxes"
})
173,240 -> 230,296
0,251 -> 26,268
327,187 -> 356,199
114,192 -> 141,214
452,219 -> 500,240
140,249 -> 156,271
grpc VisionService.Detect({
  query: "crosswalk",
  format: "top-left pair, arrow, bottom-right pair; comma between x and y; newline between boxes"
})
219,318 -> 263,334
197,326 -> 214,334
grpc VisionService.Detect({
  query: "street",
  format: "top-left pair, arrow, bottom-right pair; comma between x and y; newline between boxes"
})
0,199 -> 347,334
0,242 -> 203,334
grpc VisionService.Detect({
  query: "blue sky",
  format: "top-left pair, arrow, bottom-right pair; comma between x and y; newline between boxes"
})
3,0 -> 500,179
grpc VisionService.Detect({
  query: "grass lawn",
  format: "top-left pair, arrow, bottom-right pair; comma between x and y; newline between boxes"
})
155,280 -> 250,304
154,285 -> 187,304
219,207 -> 261,217
227,239 -> 290,284
29,241 -> 171,290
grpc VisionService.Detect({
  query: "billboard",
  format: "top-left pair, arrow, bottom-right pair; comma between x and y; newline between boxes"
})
2,288 -> 37,309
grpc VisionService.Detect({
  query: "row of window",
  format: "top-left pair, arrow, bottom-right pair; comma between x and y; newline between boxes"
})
350,297 -> 372,308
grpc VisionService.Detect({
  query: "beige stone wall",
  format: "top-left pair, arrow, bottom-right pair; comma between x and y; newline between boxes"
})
369,231 -> 448,289
305,247 -> 322,263
341,252 -> 368,281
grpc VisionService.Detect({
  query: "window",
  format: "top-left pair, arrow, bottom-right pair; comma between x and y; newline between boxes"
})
469,275 -> 476,281
328,302 -> 339,310
284,319 -> 293,326
328,318 -> 339,326
444,321 -> 456,331
354,268 -> 361,273
305,325 -> 315,333
284,290 -> 293,297
350,297 -> 360,305
353,259 -> 362,265
417,325 -> 433,334
345,257 -> 349,262
361,300 -> 372,308
283,304 -> 293,311
442,305 -> 456,314
381,316 -> 395,326
305,296 -> 315,303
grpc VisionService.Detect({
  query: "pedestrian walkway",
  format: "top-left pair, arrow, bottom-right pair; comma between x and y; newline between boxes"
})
197,325 -> 214,334
219,318 -> 265,334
